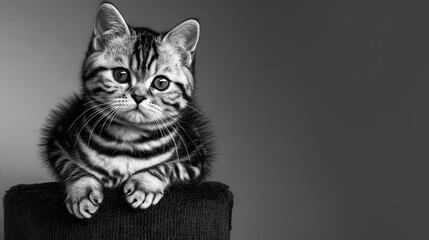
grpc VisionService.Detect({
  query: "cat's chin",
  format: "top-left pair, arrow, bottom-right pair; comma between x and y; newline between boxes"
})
122,109 -> 153,124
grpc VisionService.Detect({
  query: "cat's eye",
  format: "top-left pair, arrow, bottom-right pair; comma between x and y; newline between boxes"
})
112,67 -> 130,83
152,76 -> 170,91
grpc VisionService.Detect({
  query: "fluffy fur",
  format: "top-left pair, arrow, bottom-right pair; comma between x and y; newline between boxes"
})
40,3 -> 213,219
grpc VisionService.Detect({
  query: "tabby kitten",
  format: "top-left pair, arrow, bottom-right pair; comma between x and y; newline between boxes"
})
40,3 -> 212,219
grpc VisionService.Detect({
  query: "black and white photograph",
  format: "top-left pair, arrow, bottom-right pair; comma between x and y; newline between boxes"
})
0,1 -> 428,239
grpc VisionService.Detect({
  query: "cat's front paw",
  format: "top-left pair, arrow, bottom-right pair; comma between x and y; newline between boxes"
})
123,172 -> 168,209
65,177 -> 103,219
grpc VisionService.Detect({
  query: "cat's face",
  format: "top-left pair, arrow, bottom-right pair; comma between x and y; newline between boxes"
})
82,4 -> 199,126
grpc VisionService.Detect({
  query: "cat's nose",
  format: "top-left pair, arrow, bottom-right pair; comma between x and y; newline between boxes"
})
131,94 -> 146,104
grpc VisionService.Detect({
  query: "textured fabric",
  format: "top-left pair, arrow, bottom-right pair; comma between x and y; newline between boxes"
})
3,182 -> 233,240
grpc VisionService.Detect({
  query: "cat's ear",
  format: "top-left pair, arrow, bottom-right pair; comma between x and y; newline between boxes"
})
94,3 -> 130,36
93,3 -> 130,49
163,19 -> 200,62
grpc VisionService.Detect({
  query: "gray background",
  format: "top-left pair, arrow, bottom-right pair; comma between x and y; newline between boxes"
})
1,0 -> 429,239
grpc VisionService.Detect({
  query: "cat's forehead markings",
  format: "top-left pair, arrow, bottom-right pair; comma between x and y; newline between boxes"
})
145,48 -> 155,68
159,66 -> 172,73
106,47 -> 127,57
149,58 -> 158,74
130,54 -> 138,70
134,71 -> 144,84
113,57 -> 124,64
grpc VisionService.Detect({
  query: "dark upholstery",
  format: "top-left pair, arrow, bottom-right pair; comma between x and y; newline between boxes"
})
3,182 -> 233,240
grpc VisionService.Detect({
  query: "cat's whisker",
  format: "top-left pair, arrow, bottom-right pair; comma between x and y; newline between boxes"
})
107,107 -> 123,130
73,105 -> 112,149
153,119 -> 167,151
84,100 -> 102,106
152,110 -> 167,144
169,124 -> 191,164
88,106 -> 118,146
67,102 -> 112,133
84,95 -> 120,105
99,106 -> 120,137
74,105 -> 111,146
185,104 -> 204,116
176,122 -> 202,156
152,108 -> 185,162
155,114 -> 179,163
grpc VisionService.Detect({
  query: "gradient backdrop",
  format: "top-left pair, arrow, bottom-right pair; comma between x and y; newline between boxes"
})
1,0 -> 429,239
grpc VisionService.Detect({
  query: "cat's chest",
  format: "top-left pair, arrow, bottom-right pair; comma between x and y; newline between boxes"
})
99,155 -> 140,175
88,155 -> 155,187
95,155 -> 138,187
79,140 -> 174,187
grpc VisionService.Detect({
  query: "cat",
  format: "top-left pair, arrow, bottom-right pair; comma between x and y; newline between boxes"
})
40,2 -> 213,219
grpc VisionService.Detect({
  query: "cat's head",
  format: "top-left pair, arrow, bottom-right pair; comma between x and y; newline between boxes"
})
81,3 -> 199,126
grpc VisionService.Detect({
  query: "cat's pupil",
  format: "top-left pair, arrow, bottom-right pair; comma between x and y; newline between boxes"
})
113,68 -> 130,83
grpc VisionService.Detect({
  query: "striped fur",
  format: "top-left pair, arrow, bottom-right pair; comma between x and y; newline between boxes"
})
40,3 -> 212,218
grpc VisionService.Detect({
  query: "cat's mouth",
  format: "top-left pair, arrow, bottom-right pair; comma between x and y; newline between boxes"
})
134,104 -> 147,114
123,103 -> 142,113
122,104 -> 158,124
127,105 -> 151,118
129,108 -> 144,115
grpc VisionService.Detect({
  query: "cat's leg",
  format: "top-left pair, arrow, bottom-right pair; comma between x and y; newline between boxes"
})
123,161 -> 203,209
57,160 -> 104,219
